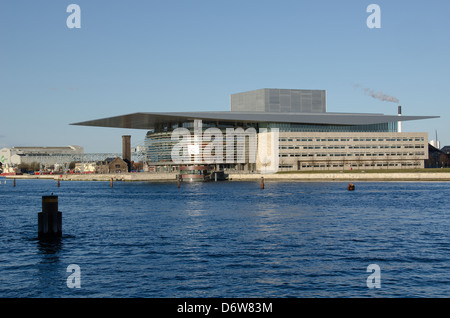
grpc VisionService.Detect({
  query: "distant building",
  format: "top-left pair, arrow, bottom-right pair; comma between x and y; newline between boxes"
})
74,162 -> 97,173
426,144 -> 450,168
0,145 -> 83,170
96,157 -> 128,174
441,146 -> 450,155
430,140 -> 440,149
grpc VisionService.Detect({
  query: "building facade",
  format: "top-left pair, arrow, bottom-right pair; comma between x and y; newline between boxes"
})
74,162 -> 97,173
96,157 -> 129,174
0,145 -> 83,171
230,88 -> 326,113
277,132 -> 427,171
72,88 -> 438,172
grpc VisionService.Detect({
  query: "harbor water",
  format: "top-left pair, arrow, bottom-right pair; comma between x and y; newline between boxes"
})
1,178 -> 450,298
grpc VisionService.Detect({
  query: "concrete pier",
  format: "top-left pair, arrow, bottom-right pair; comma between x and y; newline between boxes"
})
5,171 -> 450,182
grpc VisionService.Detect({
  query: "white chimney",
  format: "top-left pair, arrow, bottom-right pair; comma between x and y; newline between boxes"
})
398,105 -> 402,133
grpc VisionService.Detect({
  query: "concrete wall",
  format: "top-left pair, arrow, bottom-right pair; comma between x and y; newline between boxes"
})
7,171 -> 450,182
229,172 -> 450,181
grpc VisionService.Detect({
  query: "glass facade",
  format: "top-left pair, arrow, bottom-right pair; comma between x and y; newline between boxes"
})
145,132 -> 176,163
257,122 -> 397,133
145,120 -> 398,164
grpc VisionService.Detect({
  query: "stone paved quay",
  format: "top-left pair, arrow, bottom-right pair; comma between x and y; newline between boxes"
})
5,172 -> 450,181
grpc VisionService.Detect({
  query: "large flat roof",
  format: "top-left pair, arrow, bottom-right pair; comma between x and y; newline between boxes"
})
71,111 -> 438,130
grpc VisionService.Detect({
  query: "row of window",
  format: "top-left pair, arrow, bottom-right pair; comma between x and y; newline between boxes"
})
279,137 -> 425,142
280,144 -> 425,150
280,152 -> 426,158
260,122 -> 396,133
292,162 -> 423,169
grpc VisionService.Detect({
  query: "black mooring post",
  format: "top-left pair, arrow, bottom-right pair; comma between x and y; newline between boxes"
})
38,195 -> 62,239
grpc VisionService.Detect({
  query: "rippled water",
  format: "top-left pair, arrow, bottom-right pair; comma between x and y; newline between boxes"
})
0,177 -> 449,298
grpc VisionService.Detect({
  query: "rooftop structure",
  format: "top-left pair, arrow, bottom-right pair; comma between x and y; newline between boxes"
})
71,110 -> 433,132
230,88 -> 326,113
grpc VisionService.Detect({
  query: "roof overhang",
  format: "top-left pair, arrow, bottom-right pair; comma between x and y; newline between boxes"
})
71,111 -> 439,130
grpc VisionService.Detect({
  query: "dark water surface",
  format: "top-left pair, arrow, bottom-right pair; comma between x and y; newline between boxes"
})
1,178 -> 449,298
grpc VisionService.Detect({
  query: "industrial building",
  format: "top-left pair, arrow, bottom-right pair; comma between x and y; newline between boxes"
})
72,88 -> 438,172
0,145 -> 83,172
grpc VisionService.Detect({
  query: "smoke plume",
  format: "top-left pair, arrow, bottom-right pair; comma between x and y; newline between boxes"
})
354,84 -> 399,103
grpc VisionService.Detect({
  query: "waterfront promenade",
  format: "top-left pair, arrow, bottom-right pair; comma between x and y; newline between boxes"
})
5,170 -> 450,182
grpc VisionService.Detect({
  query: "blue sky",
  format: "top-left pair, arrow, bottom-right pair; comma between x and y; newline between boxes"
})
0,0 -> 448,153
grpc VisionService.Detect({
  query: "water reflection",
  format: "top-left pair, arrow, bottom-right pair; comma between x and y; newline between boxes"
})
31,238 -> 65,296
37,238 -> 63,259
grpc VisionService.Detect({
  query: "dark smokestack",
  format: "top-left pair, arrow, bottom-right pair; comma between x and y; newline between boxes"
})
398,106 -> 402,133
398,105 -> 402,115
122,135 -> 131,172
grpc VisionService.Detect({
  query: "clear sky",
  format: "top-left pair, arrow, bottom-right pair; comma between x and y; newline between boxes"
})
0,0 -> 448,153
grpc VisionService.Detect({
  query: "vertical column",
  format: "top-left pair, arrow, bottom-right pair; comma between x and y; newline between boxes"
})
38,195 -> 62,238
193,120 -> 202,164
122,135 -> 131,172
